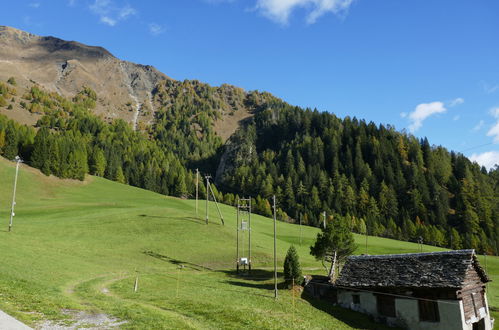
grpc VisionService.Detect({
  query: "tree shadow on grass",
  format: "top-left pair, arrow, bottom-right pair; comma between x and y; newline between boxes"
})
221,269 -> 289,291
301,291 -> 399,330
224,280 -> 288,291
138,214 -> 210,225
221,269 -> 283,281
143,250 -> 213,271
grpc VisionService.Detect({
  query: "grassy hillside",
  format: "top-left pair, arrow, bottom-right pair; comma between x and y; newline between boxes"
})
0,156 -> 497,329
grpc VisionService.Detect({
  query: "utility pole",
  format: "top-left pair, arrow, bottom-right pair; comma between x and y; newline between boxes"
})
365,228 -> 368,255
299,213 -> 302,246
248,198 -> 252,272
273,195 -> 278,299
196,169 -> 199,216
9,156 -> 22,232
207,181 -> 224,225
236,197 -> 240,273
485,253 -> 488,292
205,175 -> 210,224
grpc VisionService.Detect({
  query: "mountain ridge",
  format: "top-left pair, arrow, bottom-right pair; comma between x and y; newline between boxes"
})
0,25 -> 253,139
0,25 -> 170,129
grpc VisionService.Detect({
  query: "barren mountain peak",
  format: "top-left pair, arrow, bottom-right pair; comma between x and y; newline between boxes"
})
0,25 -> 169,129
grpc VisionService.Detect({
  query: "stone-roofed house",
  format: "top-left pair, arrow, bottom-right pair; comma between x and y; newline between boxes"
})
334,250 -> 493,330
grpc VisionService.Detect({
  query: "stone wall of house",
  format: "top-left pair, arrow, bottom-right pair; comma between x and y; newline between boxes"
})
337,290 -> 377,316
337,289 -> 492,330
395,298 -> 464,330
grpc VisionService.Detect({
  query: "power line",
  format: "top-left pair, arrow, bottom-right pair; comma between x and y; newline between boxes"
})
460,142 -> 495,153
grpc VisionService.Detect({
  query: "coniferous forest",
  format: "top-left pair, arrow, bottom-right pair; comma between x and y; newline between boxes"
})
0,79 -> 498,254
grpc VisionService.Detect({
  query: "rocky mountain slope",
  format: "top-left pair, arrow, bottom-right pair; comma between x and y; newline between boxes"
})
0,26 -> 171,129
0,26 -> 251,136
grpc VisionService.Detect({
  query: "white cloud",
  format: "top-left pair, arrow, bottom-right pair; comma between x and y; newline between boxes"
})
470,151 -> 499,170
487,107 -> 499,143
22,15 -> 42,27
400,112 -> 407,118
255,0 -> 355,25
119,5 -> 136,19
29,2 -> 41,8
89,0 -> 136,26
473,120 -> 485,132
90,0 -> 110,14
449,97 -> 464,107
149,23 -> 165,36
407,101 -> 446,133
487,122 -> 499,143
453,115 -> 460,121
100,16 -> 117,26
482,81 -> 499,94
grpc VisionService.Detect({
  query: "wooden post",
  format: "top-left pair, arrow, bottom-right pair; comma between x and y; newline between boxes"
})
134,275 -> 139,293
176,266 -> 180,298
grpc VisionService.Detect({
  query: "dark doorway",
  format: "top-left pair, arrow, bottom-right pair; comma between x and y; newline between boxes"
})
472,318 -> 486,330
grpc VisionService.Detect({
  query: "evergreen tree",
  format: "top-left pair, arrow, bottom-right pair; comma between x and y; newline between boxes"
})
90,147 -> 106,176
310,215 -> 356,272
115,166 -> 126,184
3,124 -> 18,159
283,245 -> 302,285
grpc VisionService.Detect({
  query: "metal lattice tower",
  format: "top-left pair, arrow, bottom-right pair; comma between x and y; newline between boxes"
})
236,197 -> 252,273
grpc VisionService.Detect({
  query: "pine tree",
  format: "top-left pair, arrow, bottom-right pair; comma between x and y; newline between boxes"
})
283,245 -> 302,285
115,166 -> 126,184
310,215 -> 356,273
90,148 -> 106,176
0,130 -> 5,152
3,124 -> 18,159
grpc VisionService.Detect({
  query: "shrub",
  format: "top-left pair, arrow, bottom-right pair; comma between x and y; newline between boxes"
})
7,77 -> 16,86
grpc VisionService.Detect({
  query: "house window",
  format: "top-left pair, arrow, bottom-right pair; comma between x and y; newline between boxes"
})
352,294 -> 360,305
377,295 -> 396,317
419,299 -> 440,322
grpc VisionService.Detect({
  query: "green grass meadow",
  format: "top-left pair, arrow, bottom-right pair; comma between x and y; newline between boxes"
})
0,157 -> 497,329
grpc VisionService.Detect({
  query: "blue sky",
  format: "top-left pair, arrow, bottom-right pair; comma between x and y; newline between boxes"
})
2,0 -> 499,169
